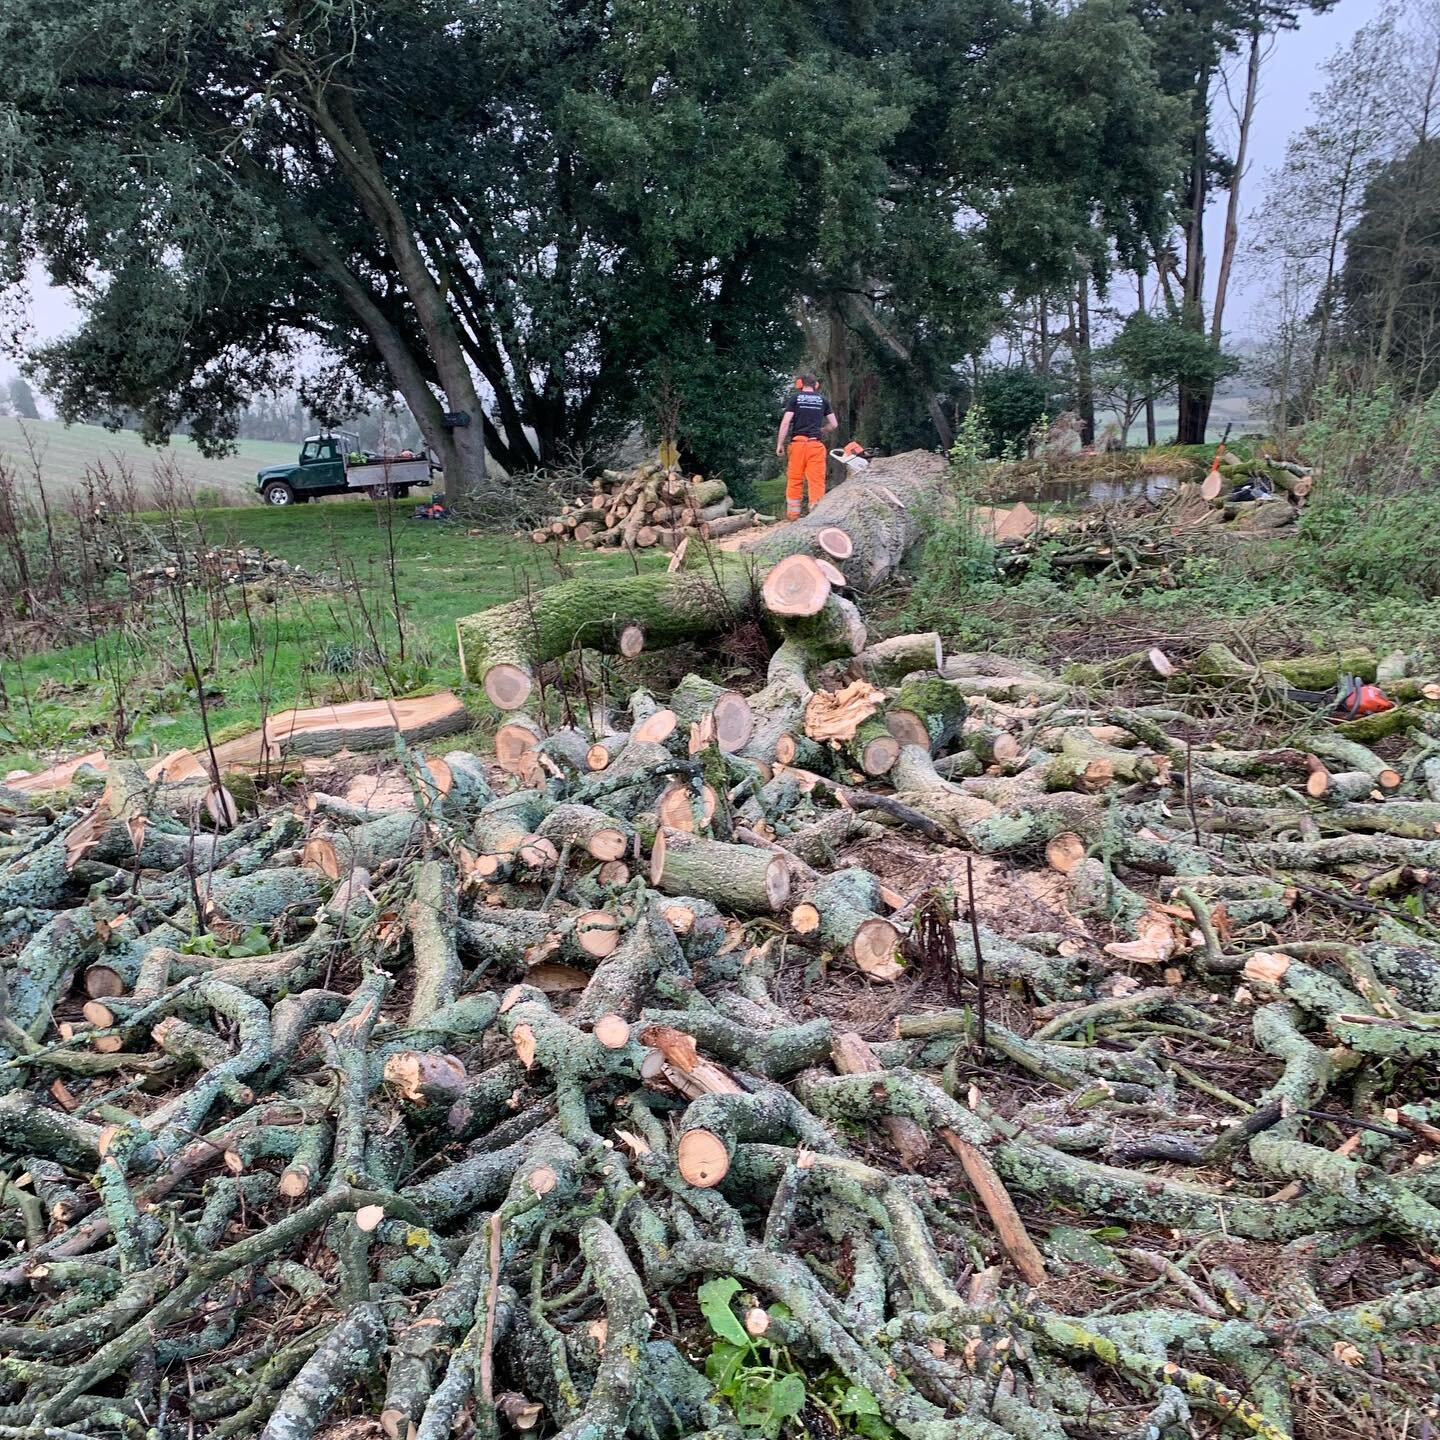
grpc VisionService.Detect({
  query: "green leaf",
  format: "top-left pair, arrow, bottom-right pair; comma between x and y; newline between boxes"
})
697,1276 -> 748,1346
228,926 -> 272,957
704,1341 -> 747,1393
767,1373 -> 806,1421
838,1385 -> 881,1417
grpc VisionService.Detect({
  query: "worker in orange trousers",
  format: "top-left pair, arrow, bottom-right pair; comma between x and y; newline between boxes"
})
776,373 -> 838,519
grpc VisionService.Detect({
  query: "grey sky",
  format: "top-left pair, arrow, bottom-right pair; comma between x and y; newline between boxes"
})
11,0 -> 1382,369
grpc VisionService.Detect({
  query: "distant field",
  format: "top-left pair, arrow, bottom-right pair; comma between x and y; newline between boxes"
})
0,418 -> 295,503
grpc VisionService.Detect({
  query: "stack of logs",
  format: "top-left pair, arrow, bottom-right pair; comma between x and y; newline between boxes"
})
519,462 -> 768,551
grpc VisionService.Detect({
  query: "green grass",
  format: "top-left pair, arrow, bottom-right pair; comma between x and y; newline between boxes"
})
2,500 -> 661,774
0,417 -> 297,504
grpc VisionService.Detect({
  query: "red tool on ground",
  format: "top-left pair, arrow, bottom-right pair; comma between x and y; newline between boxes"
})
1333,675 -> 1395,720
1200,422 -> 1234,502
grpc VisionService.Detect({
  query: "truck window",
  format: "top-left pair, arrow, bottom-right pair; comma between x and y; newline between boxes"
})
301,441 -> 320,463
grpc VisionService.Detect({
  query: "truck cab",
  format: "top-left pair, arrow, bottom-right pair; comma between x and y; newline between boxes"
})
257,432 -> 436,506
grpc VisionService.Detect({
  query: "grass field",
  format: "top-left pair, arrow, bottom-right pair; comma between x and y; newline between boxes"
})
0,418 -> 296,504
2,499 -> 663,774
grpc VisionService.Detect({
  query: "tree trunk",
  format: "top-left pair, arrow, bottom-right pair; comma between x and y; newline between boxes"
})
1211,31 -> 1261,349
843,292 -> 953,449
1075,268 -> 1095,444
1176,60 -> 1211,446
306,88 -> 492,504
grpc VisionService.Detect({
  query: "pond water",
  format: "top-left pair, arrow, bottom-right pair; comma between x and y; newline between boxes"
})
995,470 -> 1181,510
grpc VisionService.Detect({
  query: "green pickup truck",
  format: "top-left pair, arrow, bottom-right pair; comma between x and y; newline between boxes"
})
255,432 -> 437,506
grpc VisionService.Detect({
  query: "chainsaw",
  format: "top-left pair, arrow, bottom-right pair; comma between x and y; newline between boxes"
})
830,441 -> 873,473
1281,673 -> 1396,719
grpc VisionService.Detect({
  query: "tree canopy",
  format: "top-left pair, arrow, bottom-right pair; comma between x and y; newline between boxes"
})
0,0 -> 1185,489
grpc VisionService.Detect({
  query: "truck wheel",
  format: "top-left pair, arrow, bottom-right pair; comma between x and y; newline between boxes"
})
396,486 -> 411,499
263,482 -> 295,507
367,484 -> 394,501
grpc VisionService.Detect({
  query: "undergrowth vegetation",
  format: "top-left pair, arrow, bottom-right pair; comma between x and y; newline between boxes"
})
903,385 -> 1440,665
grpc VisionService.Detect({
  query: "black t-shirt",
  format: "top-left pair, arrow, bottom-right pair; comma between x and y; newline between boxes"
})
785,389 -> 831,439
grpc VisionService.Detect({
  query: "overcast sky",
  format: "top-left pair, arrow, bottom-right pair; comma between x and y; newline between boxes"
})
10,0 -> 1381,377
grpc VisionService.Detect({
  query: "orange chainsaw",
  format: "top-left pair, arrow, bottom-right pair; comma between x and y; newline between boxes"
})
829,440 -> 873,473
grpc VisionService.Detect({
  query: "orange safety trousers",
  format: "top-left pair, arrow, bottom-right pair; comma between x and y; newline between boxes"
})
786,436 -> 828,518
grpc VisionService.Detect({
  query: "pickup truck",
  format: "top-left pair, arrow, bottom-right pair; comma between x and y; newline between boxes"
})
255,432 -> 436,506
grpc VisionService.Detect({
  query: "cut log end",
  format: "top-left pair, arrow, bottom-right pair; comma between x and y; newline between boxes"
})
83,965 -> 127,1000
527,1165 -> 558,1197
1378,768 -> 1402,791
278,1164 -> 312,1199
677,1127 -> 730,1188
593,1014 -> 631,1050
632,709 -> 678,745
484,663 -> 534,711
853,918 -> 904,982
712,692 -> 755,753
596,860 -> 630,887
1046,831 -> 1087,875
586,827 -> 629,862
791,901 -> 821,936
817,526 -> 854,560
657,783 -> 718,833
765,855 -> 792,911
861,733 -> 901,777
775,733 -> 799,765
1304,756 -> 1331,798
816,558 -> 847,589
496,722 -> 542,775
762,554 -> 831,617
575,911 -> 621,958
663,903 -> 696,936
586,743 -> 614,772
618,623 -> 646,658
886,709 -> 930,749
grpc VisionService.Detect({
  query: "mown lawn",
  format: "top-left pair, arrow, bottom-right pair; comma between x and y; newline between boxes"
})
2,499 -> 663,774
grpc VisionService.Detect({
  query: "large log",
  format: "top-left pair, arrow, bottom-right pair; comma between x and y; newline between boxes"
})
455,451 -> 947,705
740,450 -> 947,591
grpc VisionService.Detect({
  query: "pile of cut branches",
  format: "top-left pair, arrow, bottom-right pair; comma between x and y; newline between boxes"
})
3,468 -> 1440,1439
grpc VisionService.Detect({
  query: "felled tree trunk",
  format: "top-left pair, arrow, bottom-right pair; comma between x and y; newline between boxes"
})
456,451 -> 949,707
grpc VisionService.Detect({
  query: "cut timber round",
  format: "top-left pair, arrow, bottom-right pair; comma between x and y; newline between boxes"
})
83,963 -> 128,1000
1046,831 -> 1087,875
1200,470 -> 1223,502
515,836 -> 560,870
484,663 -> 533,712
527,1165 -> 558,1197
791,868 -> 905,981
816,558 -> 847,589
854,719 -> 901,778
713,692 -> 755,753
853,917 -> 903,981
618,624 -> 645,658
658,783 -> 718,833
677,1127 -> 730,1187
632,709 -> 678,746
592,1014 -> 631,1049
650,828 -> 791,913
635,527 -> 659,548
791,902 -> 821,935
762,554 -> 831,618
817,527 -> 854,560
536,803 -> 632,861
1304,756 -> 1331,798
496,718 -> 544,776
573,911 -> 621,958
886,710 -> 930,749
596,860 -> 630,886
